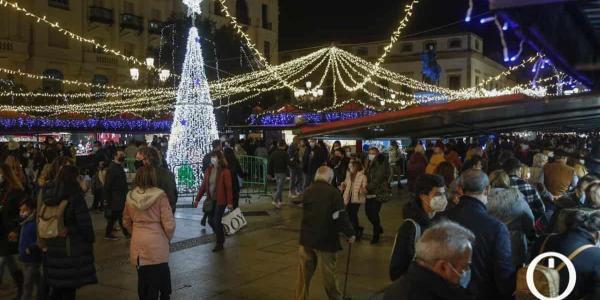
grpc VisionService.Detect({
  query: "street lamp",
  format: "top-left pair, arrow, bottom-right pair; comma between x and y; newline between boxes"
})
129,68 -> 140,81
159,69 -> 171,82
294,81 -> 324,102
145,57 -> 155,69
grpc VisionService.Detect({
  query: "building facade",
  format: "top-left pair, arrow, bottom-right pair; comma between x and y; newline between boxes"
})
198,0 -> 279,64
280,32 -> 512,91
0,0 -> 179,91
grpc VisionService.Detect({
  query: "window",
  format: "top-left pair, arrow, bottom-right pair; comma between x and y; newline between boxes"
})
123,42 -> 135,57
400,43 -> 413,53
151,9 -> 161,21
448,75 -> 461,90
236,0 -> 250,25
355,47 -> 368,56
262,4 -> 271,30
423,41 -> 436,51
92,75 -> 108,98
474,39 -> 481,51
42,69 -> 63,92
123,1 -> 134,14
48,28 -> 69,48
264,41 -> 271,63
448,38 -> 462,49
48,0 -> 69,10
475,76 -> 480,86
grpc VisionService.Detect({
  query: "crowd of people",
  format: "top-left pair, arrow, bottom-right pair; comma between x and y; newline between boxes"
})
0,136 -> 177,300
383,134 -> 600,300
3,133 -> 600,300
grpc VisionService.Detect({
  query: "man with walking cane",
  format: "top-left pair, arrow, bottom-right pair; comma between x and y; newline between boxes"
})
296,166 -> 356,300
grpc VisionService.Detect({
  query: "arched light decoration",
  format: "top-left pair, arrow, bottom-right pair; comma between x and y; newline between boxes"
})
130,68 -> 140,81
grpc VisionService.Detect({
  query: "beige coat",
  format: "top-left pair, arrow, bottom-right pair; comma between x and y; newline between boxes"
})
123,187 -> 175,266
341,170 -> 368,205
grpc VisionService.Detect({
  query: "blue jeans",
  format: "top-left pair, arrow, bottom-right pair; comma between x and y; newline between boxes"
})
289,168 -> 303,194
274,173 -> 286,203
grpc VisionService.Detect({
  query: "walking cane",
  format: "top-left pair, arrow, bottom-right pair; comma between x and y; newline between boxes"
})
343,243 -> 352,299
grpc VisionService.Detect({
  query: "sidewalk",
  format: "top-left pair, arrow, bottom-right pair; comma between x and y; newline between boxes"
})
5,186 -> 411,300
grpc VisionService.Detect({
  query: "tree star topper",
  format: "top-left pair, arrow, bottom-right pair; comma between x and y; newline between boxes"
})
183,0 -> 203,16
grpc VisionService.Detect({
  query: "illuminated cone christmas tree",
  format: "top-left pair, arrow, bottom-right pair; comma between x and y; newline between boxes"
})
167,26 -> 219,188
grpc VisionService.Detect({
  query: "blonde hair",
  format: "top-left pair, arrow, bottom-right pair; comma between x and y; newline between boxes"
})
489,170 -> 510,189
520,165 -> 530,181
532,153 -> 548,168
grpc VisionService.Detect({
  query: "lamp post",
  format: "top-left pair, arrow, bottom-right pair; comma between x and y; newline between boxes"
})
129,67 -> 140,81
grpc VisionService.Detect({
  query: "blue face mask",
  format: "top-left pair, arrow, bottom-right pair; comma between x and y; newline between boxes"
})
578,193 -> 586,205
451,263 -> 472,289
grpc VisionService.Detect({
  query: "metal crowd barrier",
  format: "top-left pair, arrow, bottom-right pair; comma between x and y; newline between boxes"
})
168,155 -> 270,201
238,155 -> 269,199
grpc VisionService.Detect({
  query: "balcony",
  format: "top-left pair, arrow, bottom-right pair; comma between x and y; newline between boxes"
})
148,20 -> 163,35
0,40 -> 14,52
89,6 -> 113,25
48,0 -> 69,10
120,13 -> 143,32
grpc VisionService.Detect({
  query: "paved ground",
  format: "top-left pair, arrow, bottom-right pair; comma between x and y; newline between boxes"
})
4,185 -> 410,300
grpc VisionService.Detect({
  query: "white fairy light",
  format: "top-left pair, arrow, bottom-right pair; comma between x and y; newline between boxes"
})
166,26 -> 219,188
183,0 -> 203,15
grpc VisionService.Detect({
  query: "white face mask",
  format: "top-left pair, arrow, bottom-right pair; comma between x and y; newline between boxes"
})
368,154 -> 376,161
430,195 -> 447,212
211,157 -> 219,166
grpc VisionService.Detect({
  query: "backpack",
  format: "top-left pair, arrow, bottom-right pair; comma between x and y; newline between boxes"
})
38,198 -> 69,239
390,219 -> 421,261
515,235 -> 594,299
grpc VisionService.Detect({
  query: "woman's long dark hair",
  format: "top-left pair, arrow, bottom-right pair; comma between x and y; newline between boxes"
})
0,163 -> 23,191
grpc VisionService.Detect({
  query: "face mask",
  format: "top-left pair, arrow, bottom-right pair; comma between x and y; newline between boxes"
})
346,152 -> 352,158
93,147 -> 99,152
134,160 -> 144,169
430,195 -> 447,212
23,153 -> 30,158
521,144 -> 529,151
451,264 -> 472,289
578,193 -> 586,205
161,142 -> 167,147
368,154 -> 376,161
580,159 -> 585,165
310,143 -> 316,148
211,157 -> 219,166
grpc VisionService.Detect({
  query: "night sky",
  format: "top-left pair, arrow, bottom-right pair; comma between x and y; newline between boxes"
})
280,0 -> 498,55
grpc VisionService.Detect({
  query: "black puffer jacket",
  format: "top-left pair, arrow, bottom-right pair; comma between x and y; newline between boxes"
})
103,161 -> 127,212
42,181 -> 97,289
0,186 -> 25,256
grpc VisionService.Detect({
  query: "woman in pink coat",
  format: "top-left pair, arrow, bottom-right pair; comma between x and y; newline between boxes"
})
341,160 -> 368,240
123,166 -> 176,300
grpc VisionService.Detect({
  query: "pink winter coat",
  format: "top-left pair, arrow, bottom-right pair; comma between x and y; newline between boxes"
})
123,187 -> 176,266
341,170 -> 368,205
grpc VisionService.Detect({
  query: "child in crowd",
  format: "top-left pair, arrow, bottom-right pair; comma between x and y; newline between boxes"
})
18,199 -> 41,300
